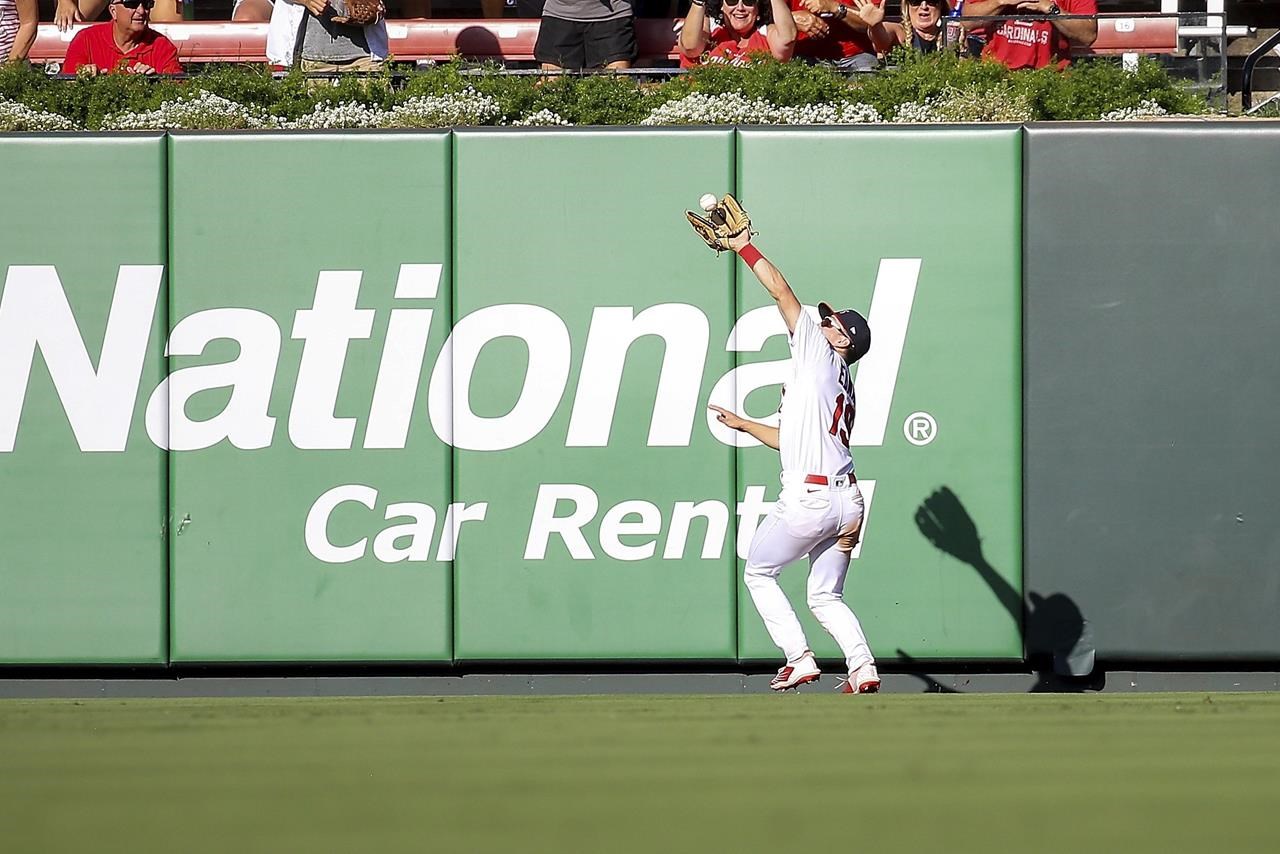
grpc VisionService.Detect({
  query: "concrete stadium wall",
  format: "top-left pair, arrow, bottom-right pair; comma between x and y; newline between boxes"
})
2,124 -> 1274,667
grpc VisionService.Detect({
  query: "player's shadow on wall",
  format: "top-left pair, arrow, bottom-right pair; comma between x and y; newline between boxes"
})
902,487 -> 1103,693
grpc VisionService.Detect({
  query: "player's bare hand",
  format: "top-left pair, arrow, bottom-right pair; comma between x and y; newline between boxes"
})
1014,0 -> 1055,12
708,404 -> 749,431
127,63 -> 157,75
793,11 -> 830,38
852,0 -> 885,27
55,0 -> 83,31
299,0 -> 330,15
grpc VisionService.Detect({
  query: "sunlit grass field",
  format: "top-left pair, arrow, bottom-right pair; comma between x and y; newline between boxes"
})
1,692 -> 1276,854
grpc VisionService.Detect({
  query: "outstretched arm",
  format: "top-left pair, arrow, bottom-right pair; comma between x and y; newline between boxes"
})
679,0 -> 711,61
960,0 -> 1005,30
709,405 -> 780,449
765,0 -> 798,61
1016,0 -> 1097,46
726,230 -> 803,334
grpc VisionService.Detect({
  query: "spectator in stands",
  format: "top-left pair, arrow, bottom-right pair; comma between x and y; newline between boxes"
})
679,0 -> 797,66
962,0 -> 1096,69
535,0 -> 638,71
790,0 -> 883,71
867,0 -> 945,54
55,0 -> 181,29
232,0 -> 274,22
236,0 -> 427,24
61,0 -> 182,74
2,0 -> 37,64
266,0 -> 389,71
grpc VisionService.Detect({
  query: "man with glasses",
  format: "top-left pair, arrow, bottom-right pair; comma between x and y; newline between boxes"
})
962,0 -> 1096,69
61,0 -> 182,74
704,215 -> 880,695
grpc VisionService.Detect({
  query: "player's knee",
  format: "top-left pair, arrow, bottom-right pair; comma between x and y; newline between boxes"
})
807,589 -> 842,613
743,563 -> 779,587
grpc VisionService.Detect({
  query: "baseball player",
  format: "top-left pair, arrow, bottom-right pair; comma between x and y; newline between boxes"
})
688,194 -> 880,694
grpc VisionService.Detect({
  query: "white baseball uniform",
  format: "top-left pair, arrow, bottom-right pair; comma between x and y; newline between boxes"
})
744,309 -> 874,674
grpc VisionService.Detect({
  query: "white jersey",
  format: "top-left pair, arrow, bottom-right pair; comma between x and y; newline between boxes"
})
778,310 -> 856,478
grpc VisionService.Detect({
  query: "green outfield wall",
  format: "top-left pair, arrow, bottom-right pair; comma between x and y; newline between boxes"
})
2,126 -> 1033,666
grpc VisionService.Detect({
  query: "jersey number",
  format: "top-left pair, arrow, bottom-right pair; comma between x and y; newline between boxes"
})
829,393 -> 854,447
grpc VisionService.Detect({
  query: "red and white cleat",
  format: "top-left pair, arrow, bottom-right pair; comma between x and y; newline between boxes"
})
839,662 -> 880,694
770,651 -> 821,691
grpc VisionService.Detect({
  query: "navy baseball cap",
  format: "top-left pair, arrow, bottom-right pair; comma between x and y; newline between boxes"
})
818,302 -> 871,363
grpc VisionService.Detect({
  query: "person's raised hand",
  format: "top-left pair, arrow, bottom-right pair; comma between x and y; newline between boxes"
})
800,0 -> 839,14
793,11 -> 830,38
852,0 -> 885,27
55,0 -> 83,32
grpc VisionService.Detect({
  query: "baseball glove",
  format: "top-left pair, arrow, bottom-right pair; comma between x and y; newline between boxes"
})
332,0 -> 384,25
686,193 -> 753,254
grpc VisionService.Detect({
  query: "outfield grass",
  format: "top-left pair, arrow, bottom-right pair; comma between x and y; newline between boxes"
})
1,692 -> 1277,854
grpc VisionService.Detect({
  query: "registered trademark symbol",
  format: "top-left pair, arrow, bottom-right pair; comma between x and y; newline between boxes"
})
903,412 -> 937,446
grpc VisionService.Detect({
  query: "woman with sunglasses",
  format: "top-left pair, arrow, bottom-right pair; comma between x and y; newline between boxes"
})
864,0 -> 948,55
60,0 -> 182,75
678,0 -> 797,67
1,0 -> 36,64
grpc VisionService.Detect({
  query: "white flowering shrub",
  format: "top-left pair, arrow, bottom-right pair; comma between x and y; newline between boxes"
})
0,97 -> 79,131
100,91 -> 279,130
774,101 -> 884,125
286,100 -> 385,129
892,86 -> 1033,124
892,100 -> 942,124
643,92 -> 883,126
934,85 -> 1034,123
1101,99 -> 1169,122
511,109 -> 572,127
836,102 -> 884,124
641,91 -> 782,126
380,90 -> 500,128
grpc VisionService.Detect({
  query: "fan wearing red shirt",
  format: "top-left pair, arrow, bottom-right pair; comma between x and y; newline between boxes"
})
790,0 -> 883,71
678,0 -> 798,67
62,0 -> 182,75
962,0 -> 1096,70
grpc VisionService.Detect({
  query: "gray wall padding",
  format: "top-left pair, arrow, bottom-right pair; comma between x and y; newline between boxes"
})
1023,123 -> 1280,660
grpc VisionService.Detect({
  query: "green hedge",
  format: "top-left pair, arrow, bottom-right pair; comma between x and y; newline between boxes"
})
0,51 -> 1209,131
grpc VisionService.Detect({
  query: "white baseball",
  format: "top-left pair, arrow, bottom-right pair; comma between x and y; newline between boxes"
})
699,193 -> 719,212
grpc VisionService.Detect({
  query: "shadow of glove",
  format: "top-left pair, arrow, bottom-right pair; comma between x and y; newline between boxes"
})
914,486 -> 984,566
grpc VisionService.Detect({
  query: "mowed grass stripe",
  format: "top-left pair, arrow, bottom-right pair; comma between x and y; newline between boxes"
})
1,693 -> 1276,854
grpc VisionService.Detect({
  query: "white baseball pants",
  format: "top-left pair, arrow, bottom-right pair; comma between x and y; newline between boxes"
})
744,477 -> 873,674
